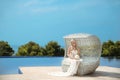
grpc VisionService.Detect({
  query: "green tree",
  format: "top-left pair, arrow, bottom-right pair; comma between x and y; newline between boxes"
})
16,41 -> 43,56
0,41 -> 14,56
102,48 -> 110,56
40,47 -> 47,56
45,41 -> 64,56
115,41 -> 120,57
102,40 -> 120,57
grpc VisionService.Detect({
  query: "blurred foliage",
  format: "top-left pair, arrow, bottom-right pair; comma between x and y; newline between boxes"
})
0,41 -> 14,56
102,40 -> 120,57
0,40 -> 119,57
16,41 -> 64,56
45,41 -> 64,56
16,41 -> 43,56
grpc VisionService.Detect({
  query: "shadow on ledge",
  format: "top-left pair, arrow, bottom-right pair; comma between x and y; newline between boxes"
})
84,71 -> 120,79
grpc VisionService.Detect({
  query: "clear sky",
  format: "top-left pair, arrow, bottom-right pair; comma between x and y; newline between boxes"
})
0,0 -> 120,47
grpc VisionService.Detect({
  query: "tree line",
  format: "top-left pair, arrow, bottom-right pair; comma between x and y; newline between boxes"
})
0,40 -> 120,57
102,40 -> 120,57
0,41 -> 64,56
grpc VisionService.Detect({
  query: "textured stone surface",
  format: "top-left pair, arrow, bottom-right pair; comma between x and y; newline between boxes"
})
0,66 -> 120,80
62,33 -> 102,75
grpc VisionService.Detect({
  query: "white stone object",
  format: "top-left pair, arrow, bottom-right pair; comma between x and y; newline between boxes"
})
61,33 -> 102,76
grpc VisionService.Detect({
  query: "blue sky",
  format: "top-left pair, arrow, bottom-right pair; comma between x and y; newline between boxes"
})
0,0 -> 120,48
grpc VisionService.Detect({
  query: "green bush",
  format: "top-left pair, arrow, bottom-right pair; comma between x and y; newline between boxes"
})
102,40 -> 120,57
0,41 -> 14,56
45,41 -> 64,56
16,41 -> 43,56
16,41 -> 64,56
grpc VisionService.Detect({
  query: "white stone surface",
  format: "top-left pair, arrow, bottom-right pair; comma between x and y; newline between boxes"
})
0,66 -> 119,80
62,33 -> 102,75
